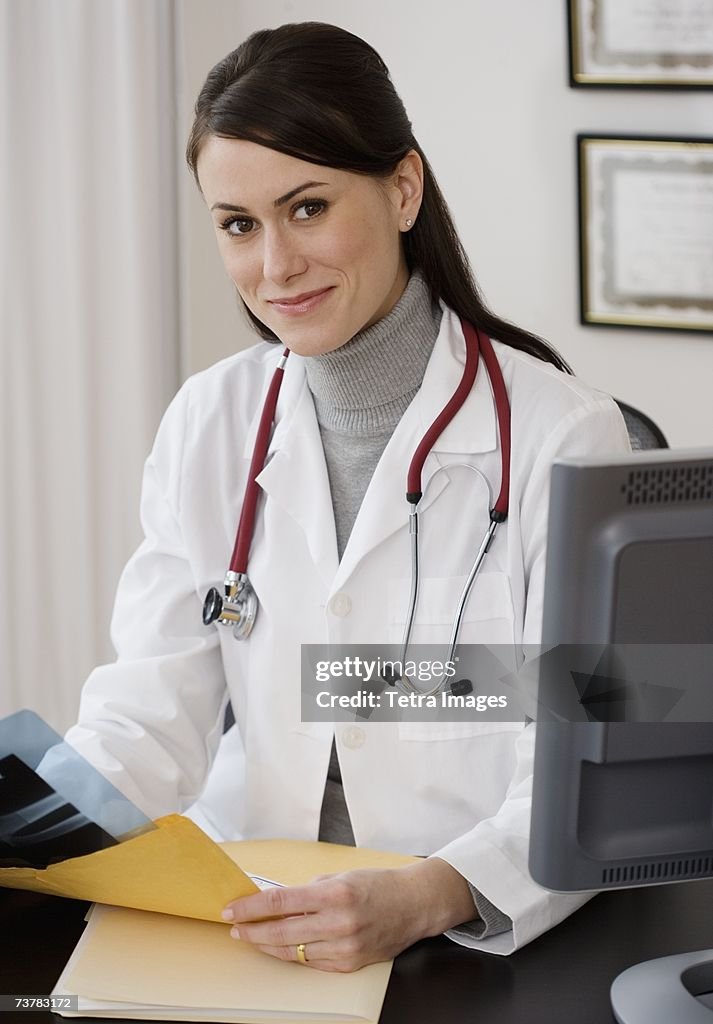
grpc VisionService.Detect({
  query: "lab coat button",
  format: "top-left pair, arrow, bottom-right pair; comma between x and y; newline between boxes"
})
328,592 -> 352,618
342,726 -> 365,749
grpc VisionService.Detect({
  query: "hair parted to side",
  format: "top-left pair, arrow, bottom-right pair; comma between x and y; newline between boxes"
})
186,21 -> 570,372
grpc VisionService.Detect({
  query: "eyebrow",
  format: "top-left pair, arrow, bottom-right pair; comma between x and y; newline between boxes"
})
210,181 -> 329,214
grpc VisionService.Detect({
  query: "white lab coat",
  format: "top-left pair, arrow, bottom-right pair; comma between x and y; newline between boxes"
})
66,304 -> 631,955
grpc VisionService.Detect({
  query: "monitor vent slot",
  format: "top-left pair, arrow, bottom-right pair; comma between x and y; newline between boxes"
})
602,856 -> 713,887
621,463 -> 713,506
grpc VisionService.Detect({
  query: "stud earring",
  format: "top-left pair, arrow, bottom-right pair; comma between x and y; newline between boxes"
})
405,218 -> 413,228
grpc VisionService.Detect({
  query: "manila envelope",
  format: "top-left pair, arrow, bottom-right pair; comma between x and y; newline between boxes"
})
0,814 -> 258,920
0,813 -> 419,921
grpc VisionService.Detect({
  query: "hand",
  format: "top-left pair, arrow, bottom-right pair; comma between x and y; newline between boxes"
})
221,857 -> 478,972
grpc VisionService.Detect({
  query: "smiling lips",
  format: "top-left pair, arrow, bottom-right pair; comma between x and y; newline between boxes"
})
267,287 -> 334,316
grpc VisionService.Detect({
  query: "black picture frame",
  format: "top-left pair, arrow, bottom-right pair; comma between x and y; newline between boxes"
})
568,0 -> 713,89
577,134 -> 713,333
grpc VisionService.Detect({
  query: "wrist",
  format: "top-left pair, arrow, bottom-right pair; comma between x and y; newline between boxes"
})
403,857 -> 479,938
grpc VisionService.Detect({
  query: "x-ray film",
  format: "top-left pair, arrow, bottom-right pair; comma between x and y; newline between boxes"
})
0,710 -> 154,868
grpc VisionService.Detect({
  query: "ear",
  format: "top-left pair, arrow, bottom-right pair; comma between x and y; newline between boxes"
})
393,150 -> 424,230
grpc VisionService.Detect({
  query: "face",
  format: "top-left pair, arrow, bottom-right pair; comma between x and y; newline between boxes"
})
196,138 -> 422,356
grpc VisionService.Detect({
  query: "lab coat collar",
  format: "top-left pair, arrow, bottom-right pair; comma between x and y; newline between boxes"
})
414,304 -> 497,456
241,345 -> 306,460
241,307 -> 497,458
250,364 -> 340,588
241,306 -> 499,591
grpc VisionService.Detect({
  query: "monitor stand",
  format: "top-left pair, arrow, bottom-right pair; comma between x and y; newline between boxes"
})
611,949 -> 713,1024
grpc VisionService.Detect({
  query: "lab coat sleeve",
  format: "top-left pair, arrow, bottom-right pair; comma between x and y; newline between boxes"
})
64,381 -> 228,820
432,397 -> 632,955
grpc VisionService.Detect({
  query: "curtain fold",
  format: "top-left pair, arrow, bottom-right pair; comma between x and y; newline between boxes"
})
0,0 -> 181,731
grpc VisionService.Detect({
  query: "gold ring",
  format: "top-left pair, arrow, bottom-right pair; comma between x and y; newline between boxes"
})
296,943 -> 308,964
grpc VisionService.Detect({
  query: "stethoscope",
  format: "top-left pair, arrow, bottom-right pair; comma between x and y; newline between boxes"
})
202,317 -> 511,697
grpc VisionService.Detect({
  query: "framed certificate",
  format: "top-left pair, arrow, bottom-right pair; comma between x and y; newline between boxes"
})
568,0 -> 713,87
578,136 -> 713,332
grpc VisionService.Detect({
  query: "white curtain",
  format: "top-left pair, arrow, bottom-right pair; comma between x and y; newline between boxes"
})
0,0 -> 181,731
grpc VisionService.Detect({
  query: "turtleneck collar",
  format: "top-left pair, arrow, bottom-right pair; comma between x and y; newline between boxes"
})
303,270 -> 442,435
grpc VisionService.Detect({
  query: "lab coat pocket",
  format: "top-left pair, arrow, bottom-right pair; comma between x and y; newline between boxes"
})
397,719 -> 526,742
388,572 -> 522,742
387,571 -> 517,645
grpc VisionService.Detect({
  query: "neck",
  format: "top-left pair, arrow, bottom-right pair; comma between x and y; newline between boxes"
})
303,270 -> 442,435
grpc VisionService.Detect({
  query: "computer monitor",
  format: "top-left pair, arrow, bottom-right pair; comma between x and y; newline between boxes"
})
528,448 -> 713,1024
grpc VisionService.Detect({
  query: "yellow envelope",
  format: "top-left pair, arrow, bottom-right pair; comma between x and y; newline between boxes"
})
0,816 -> 420,924
0,814 -> 258,920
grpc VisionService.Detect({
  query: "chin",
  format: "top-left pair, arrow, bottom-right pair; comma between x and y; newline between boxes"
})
284,338 -> 348,358
272,326 -> 353,358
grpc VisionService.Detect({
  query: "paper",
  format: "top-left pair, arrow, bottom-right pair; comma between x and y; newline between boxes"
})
0,814 -> 258,920
225,838 -> 417,885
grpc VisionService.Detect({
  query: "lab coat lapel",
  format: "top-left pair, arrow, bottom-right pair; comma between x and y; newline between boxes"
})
249,357 -> 340,589
332,307 -> 498,593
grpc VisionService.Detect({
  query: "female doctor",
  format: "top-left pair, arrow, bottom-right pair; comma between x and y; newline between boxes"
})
65,22 -> 630,971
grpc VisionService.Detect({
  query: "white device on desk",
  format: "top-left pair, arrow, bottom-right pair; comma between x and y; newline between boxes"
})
528,448 -> 713,1024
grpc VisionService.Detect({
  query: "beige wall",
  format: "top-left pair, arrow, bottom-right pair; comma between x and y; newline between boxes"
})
176,0 -> 713,446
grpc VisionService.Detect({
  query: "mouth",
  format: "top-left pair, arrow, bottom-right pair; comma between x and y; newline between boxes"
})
267,287 -> 335,316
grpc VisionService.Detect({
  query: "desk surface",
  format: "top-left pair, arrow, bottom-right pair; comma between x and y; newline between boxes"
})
2,879 -> 712,1024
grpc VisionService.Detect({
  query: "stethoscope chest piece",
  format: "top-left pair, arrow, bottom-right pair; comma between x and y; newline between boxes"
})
202,571 -> 258,640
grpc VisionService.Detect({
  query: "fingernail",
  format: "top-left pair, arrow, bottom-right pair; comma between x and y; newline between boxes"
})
221,909 -> 234,922
230,926 -> 241,939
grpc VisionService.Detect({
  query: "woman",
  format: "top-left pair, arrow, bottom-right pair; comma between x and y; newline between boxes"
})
66,22 -> 630,970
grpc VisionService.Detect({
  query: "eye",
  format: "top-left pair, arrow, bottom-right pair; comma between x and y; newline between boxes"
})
220,216 -> 255,236
293,199 -> 327,220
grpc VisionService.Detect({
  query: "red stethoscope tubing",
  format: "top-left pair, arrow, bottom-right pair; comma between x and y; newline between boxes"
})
407,319 -> 510,520
229,348 -> 290,574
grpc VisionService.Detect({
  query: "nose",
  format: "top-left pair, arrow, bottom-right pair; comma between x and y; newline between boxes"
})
261,225 -> 307,285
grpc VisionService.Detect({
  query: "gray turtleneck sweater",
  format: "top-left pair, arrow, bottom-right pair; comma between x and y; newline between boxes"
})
304,271 -> 511,941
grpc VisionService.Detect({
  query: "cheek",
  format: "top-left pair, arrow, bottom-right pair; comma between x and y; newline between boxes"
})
219,244 -> 258,290
325,215 -> 396,276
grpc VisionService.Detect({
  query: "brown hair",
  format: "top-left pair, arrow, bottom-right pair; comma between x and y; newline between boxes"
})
187,22 -> 570,371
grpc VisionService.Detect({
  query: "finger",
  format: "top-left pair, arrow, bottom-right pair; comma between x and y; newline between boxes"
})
230,911 -> 340,949
250,940 -> 357,972
223,882 -> 330,923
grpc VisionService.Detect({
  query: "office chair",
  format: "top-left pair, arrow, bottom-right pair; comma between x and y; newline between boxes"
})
224,701 -> 236,732
614,400 -> 669,451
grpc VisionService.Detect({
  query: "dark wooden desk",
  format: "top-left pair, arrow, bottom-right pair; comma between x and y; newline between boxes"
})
2,880 -> 712,1024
